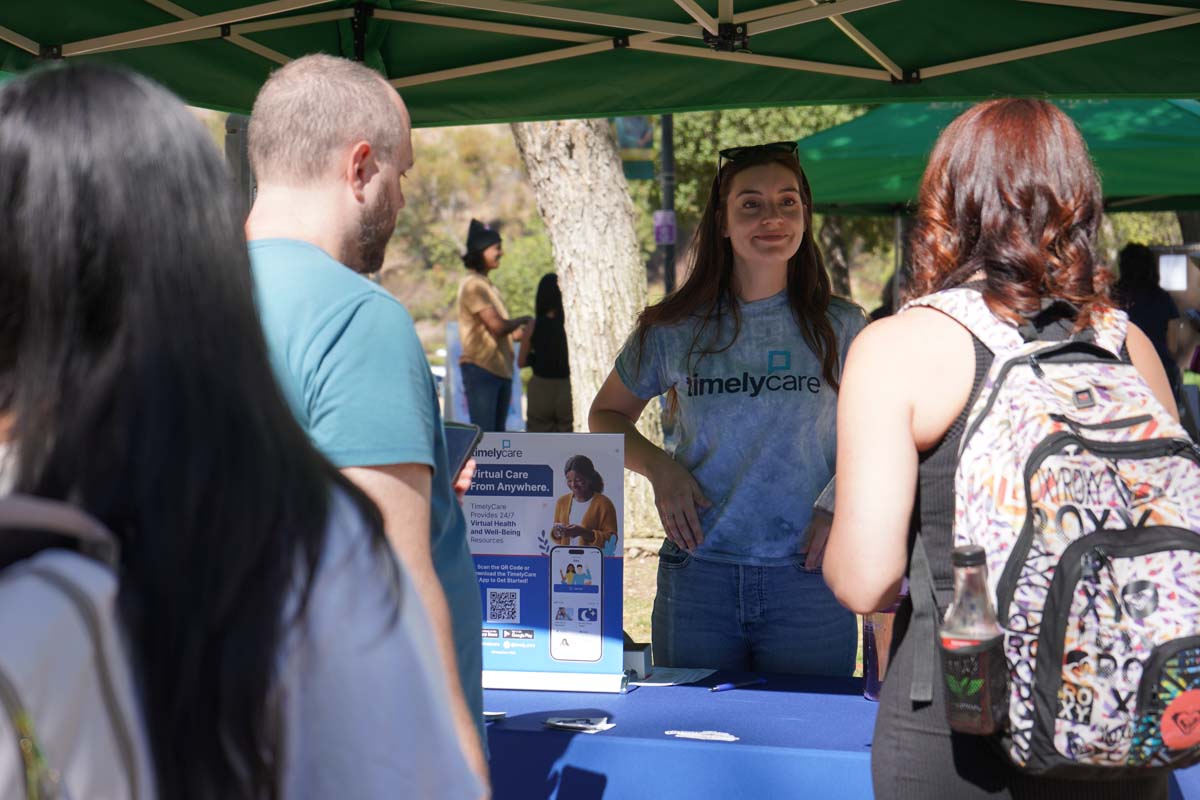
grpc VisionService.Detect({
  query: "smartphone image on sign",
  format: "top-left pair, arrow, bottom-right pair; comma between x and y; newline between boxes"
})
550,546 -> 603,662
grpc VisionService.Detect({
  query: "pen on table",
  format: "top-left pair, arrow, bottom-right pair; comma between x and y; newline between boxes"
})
710,677 -> 767,693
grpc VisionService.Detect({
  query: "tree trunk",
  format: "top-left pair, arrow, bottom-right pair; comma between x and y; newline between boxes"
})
818,215 -> 852,296
1178,211 -> 1200,244
511,119 -> 663,537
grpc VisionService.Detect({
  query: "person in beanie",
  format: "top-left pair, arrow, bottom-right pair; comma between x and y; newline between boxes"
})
457,219 -> 532,431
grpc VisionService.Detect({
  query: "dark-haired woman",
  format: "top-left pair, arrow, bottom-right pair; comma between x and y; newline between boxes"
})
824,100 -> 1173,799
457,219 -> 532,432
0,65 -> 479,799
590,142 -> 866,675
1116,242 -> 1182,395
520,274 -> 574,432
551,455 -> 618,555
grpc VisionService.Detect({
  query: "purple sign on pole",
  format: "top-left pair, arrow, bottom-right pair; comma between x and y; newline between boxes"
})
653,210 -> 676,246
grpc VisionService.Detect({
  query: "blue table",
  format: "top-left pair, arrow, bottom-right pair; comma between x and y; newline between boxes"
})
485,672 -> 1200,799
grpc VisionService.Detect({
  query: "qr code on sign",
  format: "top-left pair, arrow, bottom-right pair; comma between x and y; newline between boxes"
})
486,588 -> 520,623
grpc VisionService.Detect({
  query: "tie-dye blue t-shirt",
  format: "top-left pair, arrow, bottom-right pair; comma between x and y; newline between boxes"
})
615,292 -> 867,565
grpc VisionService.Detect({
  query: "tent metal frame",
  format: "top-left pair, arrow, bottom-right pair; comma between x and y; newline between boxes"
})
1,0 -> 1197,97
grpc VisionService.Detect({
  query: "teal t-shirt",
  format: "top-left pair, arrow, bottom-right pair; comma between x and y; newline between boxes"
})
249,239 -> 484,746
615,292 -> 867,565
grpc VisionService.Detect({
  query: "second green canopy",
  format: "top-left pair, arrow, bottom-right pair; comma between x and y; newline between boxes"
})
799,99 -> 1200,214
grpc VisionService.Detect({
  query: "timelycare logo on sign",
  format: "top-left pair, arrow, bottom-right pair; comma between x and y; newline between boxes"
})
465,432 -> 625,693
684,350 -> 823,398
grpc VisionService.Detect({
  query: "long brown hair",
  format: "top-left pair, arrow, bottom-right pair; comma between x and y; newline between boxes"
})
906,99 -> 1112,328
634,150 -> 842,389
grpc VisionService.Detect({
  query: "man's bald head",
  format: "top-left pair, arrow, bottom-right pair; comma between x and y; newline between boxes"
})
248,54 -> 410,186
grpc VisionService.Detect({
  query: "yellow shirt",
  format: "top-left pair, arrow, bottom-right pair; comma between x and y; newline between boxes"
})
457,272 -> 513,379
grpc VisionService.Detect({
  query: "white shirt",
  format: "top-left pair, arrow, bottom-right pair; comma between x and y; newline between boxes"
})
0,443 -> 13,496
568,496 -> 592,526
279,491 -> 481,800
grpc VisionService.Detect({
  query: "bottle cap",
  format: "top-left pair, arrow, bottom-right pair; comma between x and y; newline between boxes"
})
952,545 -> 986,567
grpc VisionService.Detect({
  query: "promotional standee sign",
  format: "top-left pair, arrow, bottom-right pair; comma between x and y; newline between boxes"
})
466,433 -> 625,692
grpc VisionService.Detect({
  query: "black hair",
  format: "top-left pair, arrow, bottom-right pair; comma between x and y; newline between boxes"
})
1116,243 -> 1160,292
535,273 -> 563,319
564,454 -> 604,494
0,64 -> 394,799
462,250 -> 488,273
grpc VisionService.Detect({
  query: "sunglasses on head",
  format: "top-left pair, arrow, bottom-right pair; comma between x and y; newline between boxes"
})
718,141 -> 798,163
715,141 -> 800,189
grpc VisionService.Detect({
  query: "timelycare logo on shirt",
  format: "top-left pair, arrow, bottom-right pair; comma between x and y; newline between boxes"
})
684,349 -> 822,398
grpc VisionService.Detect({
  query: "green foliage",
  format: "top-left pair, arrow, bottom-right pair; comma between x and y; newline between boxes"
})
1099,212 -> 1183,269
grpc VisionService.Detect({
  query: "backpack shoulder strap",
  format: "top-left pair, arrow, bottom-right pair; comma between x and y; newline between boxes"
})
901,288 -> 1025,356
1089,306 -> 1130,360
0,495 -> 117,569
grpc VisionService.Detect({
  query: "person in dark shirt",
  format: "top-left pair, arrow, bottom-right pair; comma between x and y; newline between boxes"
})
520,274 -> 573,431
1116,242 -> 1181,393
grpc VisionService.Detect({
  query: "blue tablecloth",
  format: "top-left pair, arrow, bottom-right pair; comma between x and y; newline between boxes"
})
485,672 -> 1200,800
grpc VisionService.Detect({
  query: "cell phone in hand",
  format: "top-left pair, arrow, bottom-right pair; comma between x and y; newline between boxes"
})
444,421 -> 483,480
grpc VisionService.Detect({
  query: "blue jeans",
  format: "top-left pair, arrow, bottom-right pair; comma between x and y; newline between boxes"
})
460,362 -> 511,432
652,541 -> 857,676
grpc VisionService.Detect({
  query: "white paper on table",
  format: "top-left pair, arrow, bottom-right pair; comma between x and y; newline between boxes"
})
630,667 -> 717,687
544,716 -> 616,734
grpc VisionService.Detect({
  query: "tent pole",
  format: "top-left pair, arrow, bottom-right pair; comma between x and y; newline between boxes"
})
409,0 -> 699,39
142,0 -> 289,65
225,114 -> 255,221
673,0 -> 718,34
62,0 -> 328,56
631,40 -> 891,81
923,11 -> 1200,79
390,37 -> 621,89
1017,0 -> 1193,16
0,25 -> 40,55
374,9 -> 603,42
660,114 -> 677,295
719,0 -> 734,24
748,0 -> 899,36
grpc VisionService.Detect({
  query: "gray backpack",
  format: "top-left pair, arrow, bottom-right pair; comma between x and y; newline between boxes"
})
0,495 -> 156,800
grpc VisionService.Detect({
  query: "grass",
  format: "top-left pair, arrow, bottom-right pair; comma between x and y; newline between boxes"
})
621,541 -> 864,676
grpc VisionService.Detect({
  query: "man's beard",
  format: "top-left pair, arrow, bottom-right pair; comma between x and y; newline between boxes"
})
346,191 -> 396,274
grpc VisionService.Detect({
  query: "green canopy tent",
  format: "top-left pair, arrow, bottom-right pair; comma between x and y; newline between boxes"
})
799,99 -> 1200,214
2,1 -> 1200,126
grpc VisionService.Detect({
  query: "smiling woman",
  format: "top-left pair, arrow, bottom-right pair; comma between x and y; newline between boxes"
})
588,141 -> 868,677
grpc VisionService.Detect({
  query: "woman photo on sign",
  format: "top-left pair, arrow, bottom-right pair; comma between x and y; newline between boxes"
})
589,141 -> 867,675
823,99 -> 1177,799
551,455 -> 618,555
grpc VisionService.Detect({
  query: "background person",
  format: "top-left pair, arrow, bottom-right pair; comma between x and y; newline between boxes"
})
823,99 -> 1174,800
520,273 -> 573,432
0,63 -> 480,799
1116,242 -> 1183,394
551,455 -> 618,554
457,219 -> 531,432
590,142 -> 866,675
243,54 -> 487,782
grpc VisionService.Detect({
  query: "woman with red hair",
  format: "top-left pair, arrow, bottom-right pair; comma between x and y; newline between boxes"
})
824,100 -> 1176,797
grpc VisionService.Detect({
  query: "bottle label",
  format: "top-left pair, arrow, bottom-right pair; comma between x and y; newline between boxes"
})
938,633 -> 1008,736
940,636 -> 984,650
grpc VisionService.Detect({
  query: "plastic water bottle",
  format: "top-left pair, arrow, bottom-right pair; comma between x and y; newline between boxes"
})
939,545 -> 1007,734
863,614 -> 881,701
